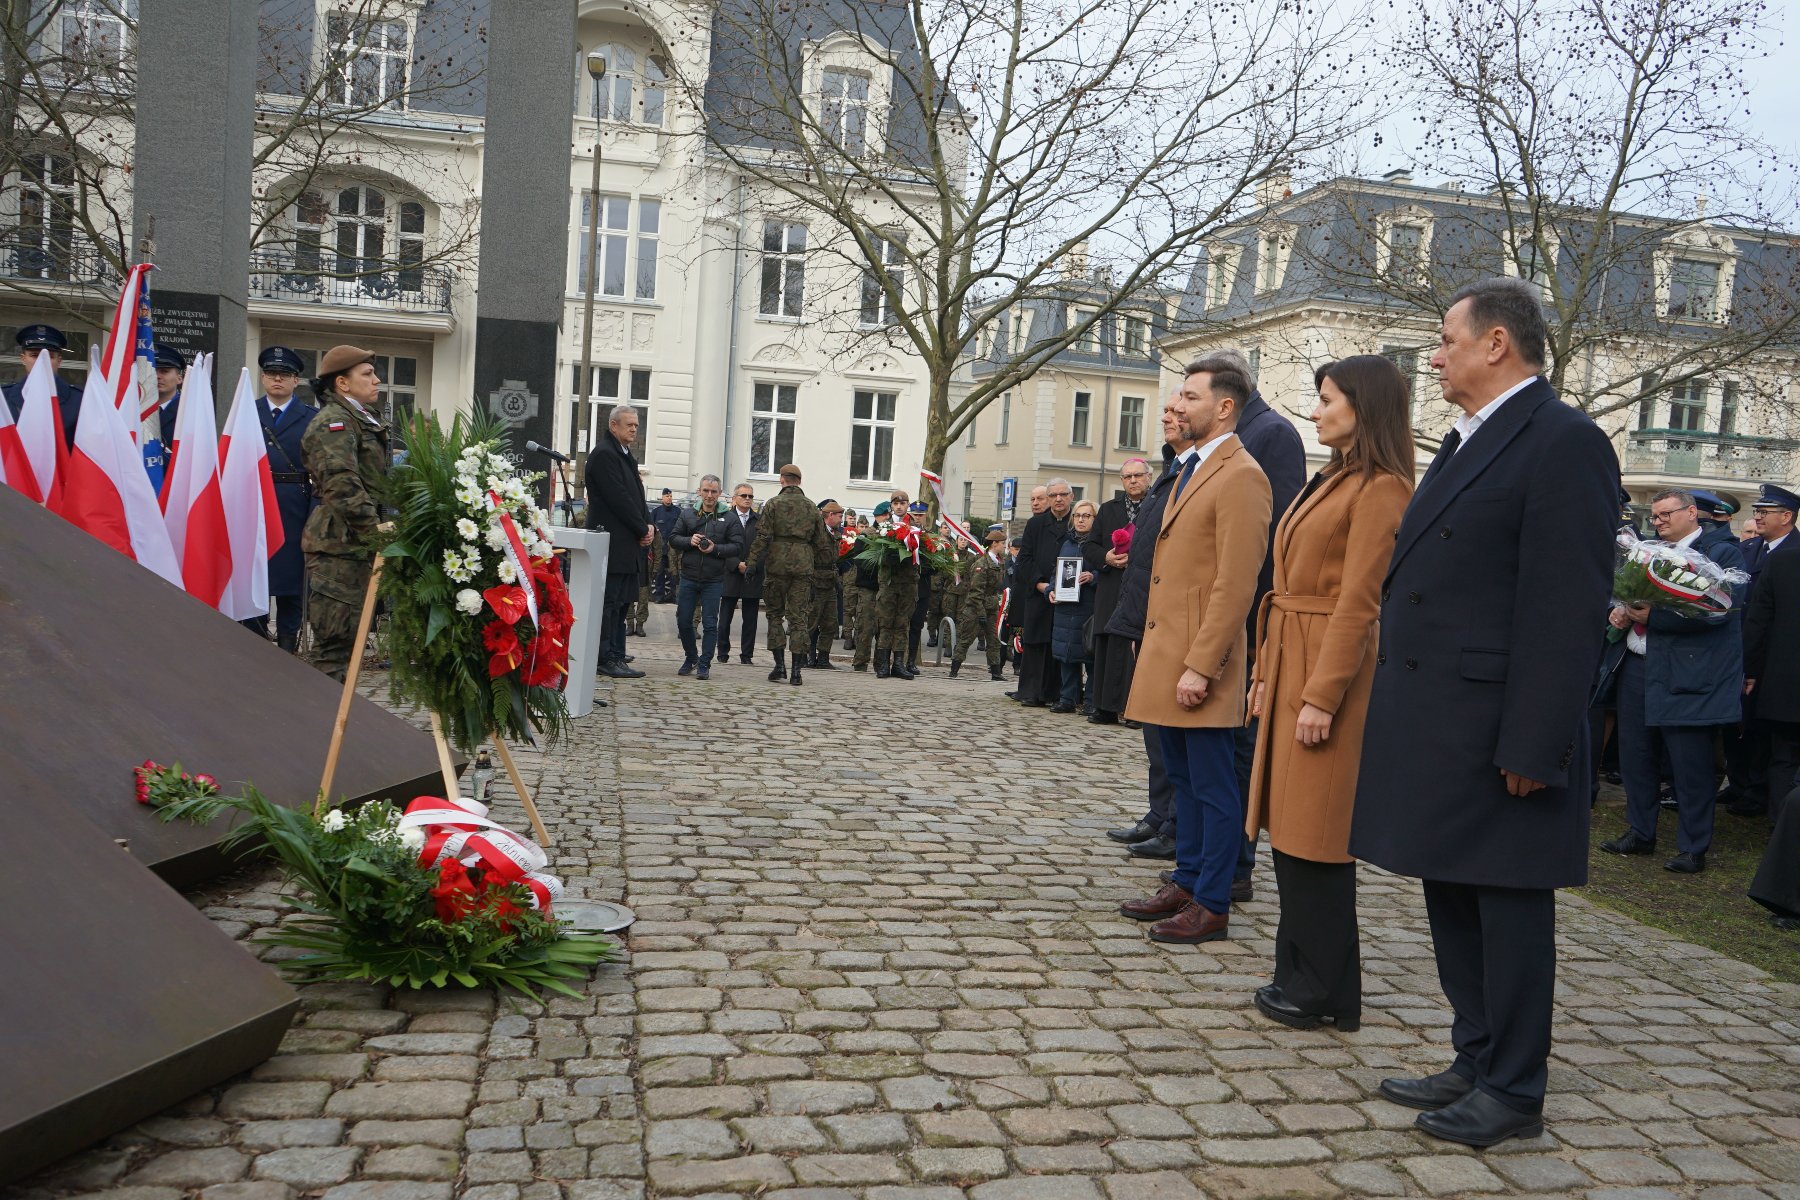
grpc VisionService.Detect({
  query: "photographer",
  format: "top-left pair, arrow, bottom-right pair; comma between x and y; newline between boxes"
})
668,474 -> 743,680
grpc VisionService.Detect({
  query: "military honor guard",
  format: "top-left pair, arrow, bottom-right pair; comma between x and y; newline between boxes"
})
3,322 -> 84,446
243,346 -> 317,652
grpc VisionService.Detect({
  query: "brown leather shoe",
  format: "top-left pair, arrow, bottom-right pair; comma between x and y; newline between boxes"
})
1120,881 -> 1191,922
1148,900 -> 1229,944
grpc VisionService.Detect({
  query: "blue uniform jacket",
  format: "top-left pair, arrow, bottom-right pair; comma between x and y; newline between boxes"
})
261,397 -> 318,596
3,374 -> 84,446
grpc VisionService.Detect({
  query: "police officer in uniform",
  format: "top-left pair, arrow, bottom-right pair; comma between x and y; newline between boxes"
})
299,345 -> 390,682
3,323 -> 84,446
153,344 -> 186,447
243,346 -> 317,652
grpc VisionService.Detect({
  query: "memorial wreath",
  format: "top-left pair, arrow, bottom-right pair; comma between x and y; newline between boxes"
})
379,414 -> 574,754
853,524 -> 959,575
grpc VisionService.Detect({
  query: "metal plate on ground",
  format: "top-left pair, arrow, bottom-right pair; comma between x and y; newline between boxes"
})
559,900 -> 636,933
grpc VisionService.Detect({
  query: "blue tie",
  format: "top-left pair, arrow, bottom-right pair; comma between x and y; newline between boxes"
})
1173,454 -> 1199,500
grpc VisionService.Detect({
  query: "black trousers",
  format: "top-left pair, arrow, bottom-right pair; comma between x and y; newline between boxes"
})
1764,721 -> 1799,816
1017,643 -> 1051,702
1422,879 -> 1557,1114
717,597 -> 760,659
1272,850 -> 1360,1018
1141,722 -> 1175,834
240,593 -> 305,651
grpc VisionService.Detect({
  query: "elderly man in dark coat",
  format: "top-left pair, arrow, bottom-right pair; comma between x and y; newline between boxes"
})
1013,480 -> 1072,706
1090,458 -> 1154,723
1349,278 -> 1617,1148
584,406 -> 652,678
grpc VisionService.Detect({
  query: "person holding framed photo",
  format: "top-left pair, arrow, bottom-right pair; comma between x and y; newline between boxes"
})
1049,500 -> 1106,714
1243,355 -> 1415,1033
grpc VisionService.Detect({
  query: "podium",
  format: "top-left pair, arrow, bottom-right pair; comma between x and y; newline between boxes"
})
551,526 -> 609,718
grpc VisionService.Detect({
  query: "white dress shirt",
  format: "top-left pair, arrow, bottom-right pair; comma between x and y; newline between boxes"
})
1451,376 -> 1537,452
1192,431 -> 1234,466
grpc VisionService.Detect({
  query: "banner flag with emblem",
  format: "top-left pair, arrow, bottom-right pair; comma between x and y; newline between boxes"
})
14,348 -> 67,507
59,350 -> 182,587
216,367 -> 283,620
99,262 -> 164,488
161,353 -> 233,608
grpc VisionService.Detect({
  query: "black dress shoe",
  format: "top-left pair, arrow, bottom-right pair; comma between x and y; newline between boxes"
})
1378,1070 -> 1474,1111
1128,834 -> 1176,860
599,661 -> 644,679
1230,877 -> 1255,904
1665,851 -> 1706,874
1726,797 -> 1767,818
1107,819 -> 1159,845
1415,1087 -> 1543,1148
1049,701 -> 1077,714
1087,712 -> 1118,725
1599,831 -> 1656,856
1253,983 -> 1359,1032
1019,699 -> 1047,708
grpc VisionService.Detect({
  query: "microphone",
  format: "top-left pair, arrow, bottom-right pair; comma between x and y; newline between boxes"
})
525,439 -> 570,463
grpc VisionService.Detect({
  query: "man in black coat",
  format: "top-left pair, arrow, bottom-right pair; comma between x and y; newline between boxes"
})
1743,484 -> 1798,814
1349,278 -> 1617,1147
584,406 -> 652,678
717,482 -> 763,663
1013,481 -> 1071,706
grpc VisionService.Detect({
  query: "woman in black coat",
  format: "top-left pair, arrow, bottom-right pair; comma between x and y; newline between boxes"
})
1049,501 -> 1107,714
1090,460 -> 1154,722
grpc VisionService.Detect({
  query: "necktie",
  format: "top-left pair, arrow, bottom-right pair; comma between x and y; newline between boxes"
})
1173,455 -> 1199,500
1440,428 -> 1463,456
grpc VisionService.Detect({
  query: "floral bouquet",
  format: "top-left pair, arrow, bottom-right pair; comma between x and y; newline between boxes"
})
135,760 -> 219,807
380,414 -> 573,754
150,779 -> 616,1000
853,524 -> 960,575
1608,530 -> 1748,640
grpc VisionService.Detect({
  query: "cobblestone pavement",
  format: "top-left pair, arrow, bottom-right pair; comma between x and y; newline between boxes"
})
11,609 -> 1799,1200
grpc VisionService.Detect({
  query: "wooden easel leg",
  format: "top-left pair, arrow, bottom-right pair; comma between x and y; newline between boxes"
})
316,557 -> 384,818
426,711 -> 461,800
491,736 -> 552,848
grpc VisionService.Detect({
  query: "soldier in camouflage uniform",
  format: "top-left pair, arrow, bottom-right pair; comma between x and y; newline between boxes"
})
630,528 -> 660,635
807,499 -> 847,669
873,499 -> 925,680
299,345 -> 390,682
951,525 -> 1010,680
925,568 -> 948,646
745,464 -> 833,685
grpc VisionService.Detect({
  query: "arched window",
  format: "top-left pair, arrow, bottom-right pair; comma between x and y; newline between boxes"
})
282,183 -> 431,299
584,42 -> 669,128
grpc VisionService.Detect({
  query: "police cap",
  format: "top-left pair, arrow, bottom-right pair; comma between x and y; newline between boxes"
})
1751,483 -> 1799,512
258,345 -> 304,375
14,323 -> 67,352
154,344 -> 186,371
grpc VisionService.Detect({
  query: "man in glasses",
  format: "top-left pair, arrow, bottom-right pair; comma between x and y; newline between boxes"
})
717,483 -> 763,663
1600,489 -> 1746,874
1012,479 -> 1073,705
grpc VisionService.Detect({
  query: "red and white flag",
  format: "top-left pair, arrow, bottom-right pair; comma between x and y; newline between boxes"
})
100,263 -> 158,426
216,367 -> 284,620
59,353 -> 183,586
0,382 -> 40,501
14,349 -> 66,506
161,354 -> 233,608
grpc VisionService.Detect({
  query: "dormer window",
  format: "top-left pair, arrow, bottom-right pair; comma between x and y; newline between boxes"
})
821,68 -> 870,155
328,11 -> 410,111
587,44 -> 668,128
1667,258 -> 1721,321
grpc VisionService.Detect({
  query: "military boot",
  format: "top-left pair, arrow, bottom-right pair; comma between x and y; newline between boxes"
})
277,630 -> 299,654
812,648 -> 837,670
789,656 -> 803,686
948,661 -> 961,678
767,648 -> 786,682
875,650 -> 892,679
989,665 -> 1005,681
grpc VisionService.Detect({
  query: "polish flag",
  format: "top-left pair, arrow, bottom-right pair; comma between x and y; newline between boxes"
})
216,367 -> 284,620
14,349 -> 67,507
59,352 -> 183,586
0,384 -> 40,501
161,354 -> 233,608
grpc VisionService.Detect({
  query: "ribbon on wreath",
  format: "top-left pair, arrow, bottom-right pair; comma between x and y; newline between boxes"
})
894,522 -> 921,565
918,469 -> 984,553
397,794 -> 564,914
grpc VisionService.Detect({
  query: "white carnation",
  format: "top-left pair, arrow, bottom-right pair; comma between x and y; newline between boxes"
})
444,547 -> 480,583
320,809 -> 347,832
456,517 -> 480,542
454,483 -> 483,508
400,826 -> 426,852
485,523 -> 510,550
497,558 -> 519,585
531,539 -> 554,559
455,588 -> 484,615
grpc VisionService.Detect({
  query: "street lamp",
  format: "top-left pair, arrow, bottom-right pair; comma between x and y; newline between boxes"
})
573,51 -> 608,486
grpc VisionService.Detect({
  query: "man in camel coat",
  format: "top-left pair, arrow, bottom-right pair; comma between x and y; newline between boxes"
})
1120,357 -> 1272,945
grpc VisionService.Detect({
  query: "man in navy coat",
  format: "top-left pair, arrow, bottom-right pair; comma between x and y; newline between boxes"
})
1349,278 -> 1618,1147
241,346 -> 316,652
2,323 -> 84,447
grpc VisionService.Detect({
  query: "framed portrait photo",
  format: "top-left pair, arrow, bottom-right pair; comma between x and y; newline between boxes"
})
1054,555 -> 1082,602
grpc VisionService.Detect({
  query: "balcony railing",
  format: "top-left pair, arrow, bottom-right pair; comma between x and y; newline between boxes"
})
248,250 -> 453,313
1625,430 -> 1795,482
0,234 -> 116,287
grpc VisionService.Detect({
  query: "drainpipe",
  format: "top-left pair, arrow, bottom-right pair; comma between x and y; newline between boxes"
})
720,173 -> 748,482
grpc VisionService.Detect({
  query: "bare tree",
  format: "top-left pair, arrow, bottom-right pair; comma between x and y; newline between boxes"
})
669,0 -> 1373,479
0,0 -> 485,323
1293,0 -> 1799,435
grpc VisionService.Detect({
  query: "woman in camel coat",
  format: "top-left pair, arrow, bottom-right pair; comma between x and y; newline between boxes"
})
1244,355 -> 1415,1031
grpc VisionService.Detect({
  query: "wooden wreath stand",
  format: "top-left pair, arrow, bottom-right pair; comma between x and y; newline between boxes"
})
315,557 -> 553,847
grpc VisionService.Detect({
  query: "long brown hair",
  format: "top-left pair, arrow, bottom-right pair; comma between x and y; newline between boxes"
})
1312,356 -> 1416,484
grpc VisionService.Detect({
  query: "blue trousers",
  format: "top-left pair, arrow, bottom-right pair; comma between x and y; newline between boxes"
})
1156,724 -> 1241,914
1617,652 -> 1718,855
676,577 -> 723,666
